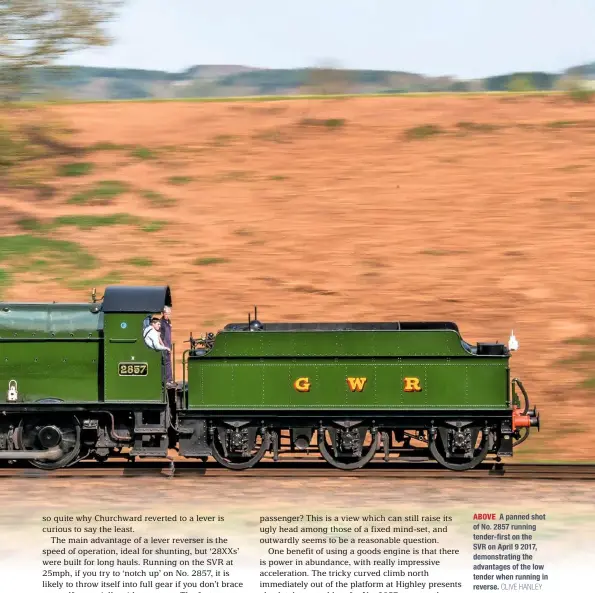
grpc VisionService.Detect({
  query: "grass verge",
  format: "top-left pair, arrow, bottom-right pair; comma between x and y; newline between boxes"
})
126,257 -> 154,267
558,337 -> 595,390
68,272 -> 123,291
166,176 -> 193,185
67,180 -> 129,205
139,190 -> 176,207
16,90 -> 568,107
0,235 -> 96,271
56,162 -> 94,177
0,268 -> 12,296
194,257 -> 229,266
404,124 -> 444,140
16,214 -> 168,234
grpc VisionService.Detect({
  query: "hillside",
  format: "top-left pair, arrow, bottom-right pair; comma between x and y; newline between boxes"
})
12,60 -> 595,100
2,94 -> 595,461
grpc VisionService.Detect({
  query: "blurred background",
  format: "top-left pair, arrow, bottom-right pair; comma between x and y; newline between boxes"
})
2,0 -> 595,461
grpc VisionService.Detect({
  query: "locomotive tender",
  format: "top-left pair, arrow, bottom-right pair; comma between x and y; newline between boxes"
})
0,285 -> 540,471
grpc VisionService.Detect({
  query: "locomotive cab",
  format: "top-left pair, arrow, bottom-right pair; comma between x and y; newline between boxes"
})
0,285 -> 176,469
100,285 -> 173,402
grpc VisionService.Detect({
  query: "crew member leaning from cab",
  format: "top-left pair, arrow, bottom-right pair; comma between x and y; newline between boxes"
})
143,317 -> 170,352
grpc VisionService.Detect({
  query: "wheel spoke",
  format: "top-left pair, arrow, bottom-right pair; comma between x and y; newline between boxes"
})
17,415 -> 81,470
211,427 -> 270,470
429,426 -> 489,471
318,426 -> 379,470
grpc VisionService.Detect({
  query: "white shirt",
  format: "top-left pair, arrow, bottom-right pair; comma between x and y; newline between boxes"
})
143,326 -> 169,351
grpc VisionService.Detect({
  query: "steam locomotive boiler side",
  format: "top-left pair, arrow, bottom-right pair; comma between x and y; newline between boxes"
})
0,286 -> 174,468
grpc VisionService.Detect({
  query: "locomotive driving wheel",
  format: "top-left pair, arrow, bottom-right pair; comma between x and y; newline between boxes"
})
16,414 -> 82,470
429,425 -> 489,471
210,425 -> 270,470
318,425 -> 379,470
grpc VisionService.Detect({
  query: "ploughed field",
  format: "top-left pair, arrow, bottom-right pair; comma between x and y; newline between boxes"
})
2,95 -> 595,462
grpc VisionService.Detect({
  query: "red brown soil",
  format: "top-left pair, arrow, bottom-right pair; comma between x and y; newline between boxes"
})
3,95 -> 595,461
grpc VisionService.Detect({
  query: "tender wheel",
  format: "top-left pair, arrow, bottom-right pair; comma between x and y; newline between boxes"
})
429,425 -> 489,471
318,425 -> 379,470
210,426 -> 270,470
16,415 -> 82,470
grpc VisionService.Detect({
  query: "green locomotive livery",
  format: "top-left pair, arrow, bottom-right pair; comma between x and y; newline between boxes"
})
0,285 -> 539,471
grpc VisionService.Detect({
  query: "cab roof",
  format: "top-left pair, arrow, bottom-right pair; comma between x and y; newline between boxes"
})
101,285 -> 172,313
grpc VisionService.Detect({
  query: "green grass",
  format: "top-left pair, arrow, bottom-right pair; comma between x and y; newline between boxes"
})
299,118 -> 346,129
404,124 -> 444,140
0,124 -> 36,168
544,119 -> 595,130
16,214 -> 166,233
17,214 -> 134,232
269,175 -> 288,181
545,120 -> 582,129
139,190 -> 176,207
15,217 -> 46,232
55,214 -> 137,230
193,257 -> 229,266
68,272 -> 123,291
564,337 -> 595,346
0,231 -> 166,290
0,235 -> 96,271
558,336 -> 595,391
67,180 -> 129,205
166,175 -> 193,185
567,87 -> 594,103
0,268 -> 12,295
455,121 -> 500,133
56,162 -> 94,177
126,257 -> 154,267
129,146 -> 157,160
18,90 -> 568,107
87,141 -> 132,152
252,128 -> 291,143
139,220 -> 167,233
0,120 -> 83,171
558,350 -> 595,365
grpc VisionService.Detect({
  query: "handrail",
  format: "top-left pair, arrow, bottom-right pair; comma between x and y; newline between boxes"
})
182,349 -> 189,409
512,377 -> 529,415
0,337 -> 101,342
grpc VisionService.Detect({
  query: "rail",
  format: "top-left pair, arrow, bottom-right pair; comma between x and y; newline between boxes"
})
0,460 -> 593,480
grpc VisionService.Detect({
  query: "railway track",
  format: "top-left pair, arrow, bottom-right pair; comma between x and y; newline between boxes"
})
0,459 -> 593,480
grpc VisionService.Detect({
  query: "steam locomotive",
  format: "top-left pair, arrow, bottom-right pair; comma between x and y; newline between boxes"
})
0,285 -> 539,471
